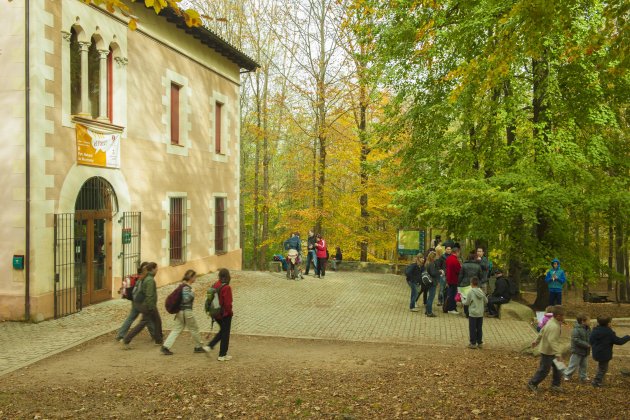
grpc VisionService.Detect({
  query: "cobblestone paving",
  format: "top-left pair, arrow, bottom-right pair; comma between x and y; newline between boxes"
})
0,270 -> 540,377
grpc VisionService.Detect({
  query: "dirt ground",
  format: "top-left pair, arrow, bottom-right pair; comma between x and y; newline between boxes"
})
1,331 -> 629,419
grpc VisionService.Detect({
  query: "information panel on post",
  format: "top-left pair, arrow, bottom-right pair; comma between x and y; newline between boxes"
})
397,229 -> 425,256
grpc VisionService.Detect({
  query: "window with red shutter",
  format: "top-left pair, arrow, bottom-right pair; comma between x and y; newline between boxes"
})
169,197 -> 186,264
215,102 -> 223,154
215,197 -> 226,253
171,83 -> 181,145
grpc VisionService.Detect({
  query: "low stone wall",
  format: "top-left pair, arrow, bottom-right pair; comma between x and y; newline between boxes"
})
335,261 -> 406,275
268,260 -> 406,275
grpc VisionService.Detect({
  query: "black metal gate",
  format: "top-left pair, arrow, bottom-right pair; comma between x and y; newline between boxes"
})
54,213 -> 83,318
121,212 -> 142,280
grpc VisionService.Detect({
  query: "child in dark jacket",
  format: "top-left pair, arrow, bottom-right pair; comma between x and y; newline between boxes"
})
589,317 -> 630,387
563,313 -> 591,382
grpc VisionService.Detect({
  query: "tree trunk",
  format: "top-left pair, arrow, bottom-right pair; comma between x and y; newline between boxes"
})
625,231 -> 630,303
582,217 -> 589,301
616,220 -> 626,301
608,221 -> 614,291
259,66 -> 270,270
359,81 -> 369,262
252,73 -> 261,270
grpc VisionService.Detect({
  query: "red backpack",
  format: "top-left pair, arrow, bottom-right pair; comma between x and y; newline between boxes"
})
164,283 -> 186,314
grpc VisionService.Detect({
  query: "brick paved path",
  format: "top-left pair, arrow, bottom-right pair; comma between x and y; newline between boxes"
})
0,270 -> 539,377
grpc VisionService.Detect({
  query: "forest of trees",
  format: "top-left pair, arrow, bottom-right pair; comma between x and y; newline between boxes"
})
100,0 -> 630,301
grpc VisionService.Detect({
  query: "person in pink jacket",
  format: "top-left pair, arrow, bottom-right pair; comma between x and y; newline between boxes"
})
315,234 -> 327,278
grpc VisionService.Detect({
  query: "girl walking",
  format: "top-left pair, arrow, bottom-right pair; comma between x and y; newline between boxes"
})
161,270 -> 209,355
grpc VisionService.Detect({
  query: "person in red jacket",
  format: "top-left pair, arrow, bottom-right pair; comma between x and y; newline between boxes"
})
203,268 -> 234,361
445,246 -> 461,314
315,234 -> 328,278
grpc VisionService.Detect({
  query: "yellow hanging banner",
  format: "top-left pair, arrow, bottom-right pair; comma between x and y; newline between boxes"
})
76,124 -> 120,169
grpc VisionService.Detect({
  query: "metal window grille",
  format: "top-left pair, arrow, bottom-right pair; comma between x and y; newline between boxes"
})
75,176 -> 119,214
121,212 -> 141,280
169,197 -> 186,265
54,213 -> 82,318
215,197 -> 227,253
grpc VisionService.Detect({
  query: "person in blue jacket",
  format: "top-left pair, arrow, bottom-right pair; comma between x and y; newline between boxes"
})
545,258 -> 566,306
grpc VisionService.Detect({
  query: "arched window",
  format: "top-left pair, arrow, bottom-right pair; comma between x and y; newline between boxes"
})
88,36 -> 100,118
70,28 -> 81,115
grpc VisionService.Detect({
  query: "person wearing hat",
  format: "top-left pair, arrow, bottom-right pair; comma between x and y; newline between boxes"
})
487,268 -> 510,317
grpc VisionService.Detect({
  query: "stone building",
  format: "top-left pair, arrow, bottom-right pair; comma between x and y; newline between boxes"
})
0,1 -> 257,321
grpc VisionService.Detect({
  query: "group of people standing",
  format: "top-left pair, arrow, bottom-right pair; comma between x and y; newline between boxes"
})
405,239 -> 515,348
284,230 -> 343,278
116,264 -> 235,362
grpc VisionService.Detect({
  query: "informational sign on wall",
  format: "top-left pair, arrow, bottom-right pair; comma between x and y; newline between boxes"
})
76,124 -> 120,169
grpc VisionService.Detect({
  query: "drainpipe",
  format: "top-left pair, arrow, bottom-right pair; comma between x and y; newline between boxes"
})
25,0 -> 31,321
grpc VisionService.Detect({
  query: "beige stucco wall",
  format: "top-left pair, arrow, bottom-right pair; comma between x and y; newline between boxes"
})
0,0 -> 243,321
0,0 -> 27,320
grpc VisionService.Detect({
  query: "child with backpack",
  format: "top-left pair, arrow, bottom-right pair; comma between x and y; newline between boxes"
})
589,316 -> 630,387
116,262 -> 156,341
203,268 -> 234,361
160,270 -> 209,356
122,262 -> 163,348
563,313 -> 591,382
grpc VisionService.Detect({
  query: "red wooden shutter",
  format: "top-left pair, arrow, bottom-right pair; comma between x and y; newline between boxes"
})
171,84 -> 180,145
215,102 -> 222,154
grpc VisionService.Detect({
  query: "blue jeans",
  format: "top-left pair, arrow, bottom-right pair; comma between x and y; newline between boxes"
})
117,302 -> 155,340
305,250 -> 318,274
407,280 -> 419,309
425,284 -> 437,315
549,291 -> 562,306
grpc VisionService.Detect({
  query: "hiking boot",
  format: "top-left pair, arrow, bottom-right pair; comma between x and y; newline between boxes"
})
194,347 -> 206,354
550,386 -> 564,393
467,344 -> 477,349
527,383 -> 538,392
592,381 -> 602,388
426,313 -> 437,317
160,346 -> 174,356
477,343 -> 483,349
486,314 -> 498,318
217,355 -> 233,362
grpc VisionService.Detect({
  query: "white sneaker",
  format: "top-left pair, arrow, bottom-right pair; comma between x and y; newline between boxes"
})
410,308 -> 420,312
202,345 -> 212,353
217,355 -> 233,361
448,310 -> 459,315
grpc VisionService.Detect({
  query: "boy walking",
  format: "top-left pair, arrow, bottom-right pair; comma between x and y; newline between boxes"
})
563,313 -> 591,382
589,317 -> 630,387
528,306 -> 565,392
462,277 -> 488,349
203,268 -> 234,361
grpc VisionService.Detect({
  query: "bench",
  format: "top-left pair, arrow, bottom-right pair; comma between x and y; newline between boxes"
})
584,292 -> 609,303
